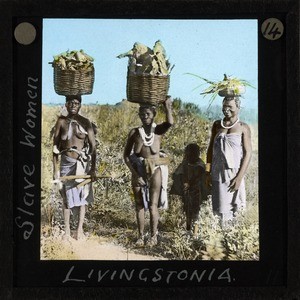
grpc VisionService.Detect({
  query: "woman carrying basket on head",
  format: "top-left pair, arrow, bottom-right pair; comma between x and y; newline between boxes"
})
123,96 -> 173,247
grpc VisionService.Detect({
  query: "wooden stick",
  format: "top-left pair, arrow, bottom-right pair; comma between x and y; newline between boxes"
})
59,175 -> 111,181
77,178 -> 92,188
77,176 -> 112,189
52,175 -> 117,188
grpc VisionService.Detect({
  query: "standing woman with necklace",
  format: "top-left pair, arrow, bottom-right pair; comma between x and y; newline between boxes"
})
53,95 -> 97,240
206,96 -> 252,226
124,96 -> 173,247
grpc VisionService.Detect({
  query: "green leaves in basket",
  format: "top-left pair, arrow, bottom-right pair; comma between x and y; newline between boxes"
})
117,40 -> 174,76
186,73 -> 255,109
51,49 -> 94,71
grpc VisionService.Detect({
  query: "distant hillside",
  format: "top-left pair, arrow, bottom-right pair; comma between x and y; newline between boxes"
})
43,98 -> 258,125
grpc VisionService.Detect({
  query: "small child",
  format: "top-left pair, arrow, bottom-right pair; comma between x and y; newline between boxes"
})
171,143 -> 206,234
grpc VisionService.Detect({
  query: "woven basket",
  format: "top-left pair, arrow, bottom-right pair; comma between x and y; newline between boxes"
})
126,74 -> 170,105
53,66 -> 95,96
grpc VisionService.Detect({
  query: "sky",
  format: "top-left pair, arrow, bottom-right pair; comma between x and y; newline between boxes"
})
42,19 -> 258,109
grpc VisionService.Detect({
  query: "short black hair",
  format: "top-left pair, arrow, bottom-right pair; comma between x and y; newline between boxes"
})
139,104 -> 156,115
185,143 -> 200,163
223,96 -> 241,108
65,95 -> 82,103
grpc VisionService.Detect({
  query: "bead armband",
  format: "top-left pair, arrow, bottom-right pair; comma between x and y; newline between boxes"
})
53,145 -> 60,155
205,163 -> 211,173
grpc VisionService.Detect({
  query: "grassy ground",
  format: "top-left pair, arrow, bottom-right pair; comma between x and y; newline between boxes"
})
41,101 -> 259,260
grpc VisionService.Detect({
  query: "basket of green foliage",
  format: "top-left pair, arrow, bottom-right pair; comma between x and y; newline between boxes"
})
50,50 -> 95,96
117,40 -> 174,105
187,73 -> 254,109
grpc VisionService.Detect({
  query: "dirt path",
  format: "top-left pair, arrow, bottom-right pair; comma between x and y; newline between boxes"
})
42,233 -> 167,261
70,236 -> 166,260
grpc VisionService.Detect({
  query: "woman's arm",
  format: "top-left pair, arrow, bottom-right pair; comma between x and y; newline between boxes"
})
124,129 -> 138,176
124,129 -> 146,186
155,96 -> 174,135
228,123 -> 252,191
164,96 -> 174,126
205,121 -> 218,186
86,120 -> 97,180
52,118 -> 62,180
206,121 -> 218,167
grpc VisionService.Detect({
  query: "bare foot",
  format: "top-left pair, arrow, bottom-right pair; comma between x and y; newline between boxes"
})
75,230 -> 85,240
62,233 -> 71,241
147,235 -> 158,247
135,236 -> 145,247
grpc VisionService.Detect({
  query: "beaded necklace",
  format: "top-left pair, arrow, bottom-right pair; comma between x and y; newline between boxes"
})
220,118 -> 239,129
138,123 -> 156,146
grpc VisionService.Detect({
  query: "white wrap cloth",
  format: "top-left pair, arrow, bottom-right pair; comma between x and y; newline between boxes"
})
60,152 -> 94,209
211,132 -> 246,219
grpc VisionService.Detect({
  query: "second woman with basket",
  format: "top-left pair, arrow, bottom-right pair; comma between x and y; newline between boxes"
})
120,41 -> 174,247
124,97 -> 173,247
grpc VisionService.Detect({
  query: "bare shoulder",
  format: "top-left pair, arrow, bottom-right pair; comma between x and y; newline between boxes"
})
239,121 -> 251,134
56,115 -> 67,125
214,120 -> 221,126
213,120 -> 221,130
125,128 -> 138,149
128,127 -> 138,138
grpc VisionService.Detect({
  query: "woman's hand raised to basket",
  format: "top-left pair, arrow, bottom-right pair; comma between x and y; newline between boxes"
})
164,95 -> 173,110
164,95 -> 174,126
